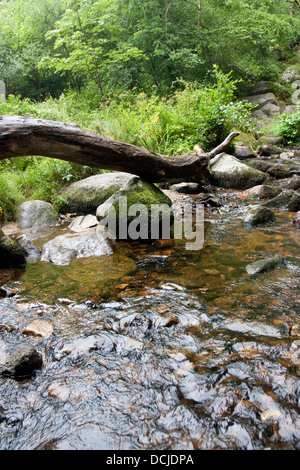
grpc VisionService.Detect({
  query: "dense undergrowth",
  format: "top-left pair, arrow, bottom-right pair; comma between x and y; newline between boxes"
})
277,108 -> 300,146
0,68 -> 254,221
0,0 -> 299,222
0,64 -> 299,222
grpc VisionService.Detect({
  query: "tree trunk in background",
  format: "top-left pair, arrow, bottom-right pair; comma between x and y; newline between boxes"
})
198,0 -> 202,28
0,115 -> 239,184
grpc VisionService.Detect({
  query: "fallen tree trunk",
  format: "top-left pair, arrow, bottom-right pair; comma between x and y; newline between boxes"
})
0,116 -> 240,183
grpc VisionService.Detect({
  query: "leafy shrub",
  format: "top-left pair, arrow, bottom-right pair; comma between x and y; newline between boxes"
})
277,107 -> 300,146
0,172 -> 23,221
0,66 -> 253,219
91,66 -> 253,154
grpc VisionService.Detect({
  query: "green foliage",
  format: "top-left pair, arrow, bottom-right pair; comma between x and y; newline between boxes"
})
38,0 -> 147,99
1,0 -> 300,98
0,93 -> 104,220
0,156 -> 102,221
0,66 -> 252,155
97,66 -> 253,154
0,0 -> 67,98
277,107 -> 300,146
0,0 -> 299,220
0,172 -> 23,221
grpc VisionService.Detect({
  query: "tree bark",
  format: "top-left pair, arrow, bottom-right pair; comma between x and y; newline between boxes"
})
0,115 -> 239,184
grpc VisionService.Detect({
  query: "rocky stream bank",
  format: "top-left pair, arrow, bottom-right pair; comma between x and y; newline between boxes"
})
0,127 -> 299,449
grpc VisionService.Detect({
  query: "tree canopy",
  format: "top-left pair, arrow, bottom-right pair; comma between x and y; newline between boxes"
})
0,0 -> 299,99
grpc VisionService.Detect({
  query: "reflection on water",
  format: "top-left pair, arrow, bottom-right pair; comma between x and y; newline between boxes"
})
0,191 -> 299,450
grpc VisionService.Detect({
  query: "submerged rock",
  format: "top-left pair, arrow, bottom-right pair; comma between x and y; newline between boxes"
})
246,256 -> 286,275
0,228 -> 26,268
60,172 -> 133,214
40,230 -> 113,266
96,176 -> 173,240
210,153 -> 266,190
243,205 -> 277,227
16,200 -> 58,231
21,320 -> 54,339
0,345 -> 43,378
264,190 -> 300,212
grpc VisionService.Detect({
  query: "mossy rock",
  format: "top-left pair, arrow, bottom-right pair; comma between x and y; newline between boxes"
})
96,176 -> 173,240
247,159 -> 298,179
263,190 -> 300,212
60,172 -> 134,214
246,159 -> 273,173
0,228 -> 26,268
258,144 -> 283,156
243,205 -> 277,227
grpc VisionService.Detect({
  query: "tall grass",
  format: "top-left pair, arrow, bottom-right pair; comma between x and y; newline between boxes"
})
0,69 -> 253,221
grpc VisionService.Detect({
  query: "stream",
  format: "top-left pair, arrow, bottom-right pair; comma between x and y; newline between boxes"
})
0,186 -> 299,450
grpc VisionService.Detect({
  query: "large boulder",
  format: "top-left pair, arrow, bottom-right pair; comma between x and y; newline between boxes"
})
257,145 -> 282,156
96,176 -> 173,240
60,172 -> 134,214
0,228 -> 26,268
16,200 -> 58,231
259,102 -> 281,117
245,91 -> 282,118
210,153 -> 266,190
291,80 -> 300,90
284,104 -> 298,114
40,230 -> 113,266
259,135 -> 285,146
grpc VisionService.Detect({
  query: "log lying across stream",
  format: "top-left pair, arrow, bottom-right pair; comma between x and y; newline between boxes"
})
0,115 -> 240,183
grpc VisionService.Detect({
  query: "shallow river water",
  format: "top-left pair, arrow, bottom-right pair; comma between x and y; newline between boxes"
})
0,188 -> 299,450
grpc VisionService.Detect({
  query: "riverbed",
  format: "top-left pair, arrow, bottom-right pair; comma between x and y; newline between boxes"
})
0,187 -> 299,450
